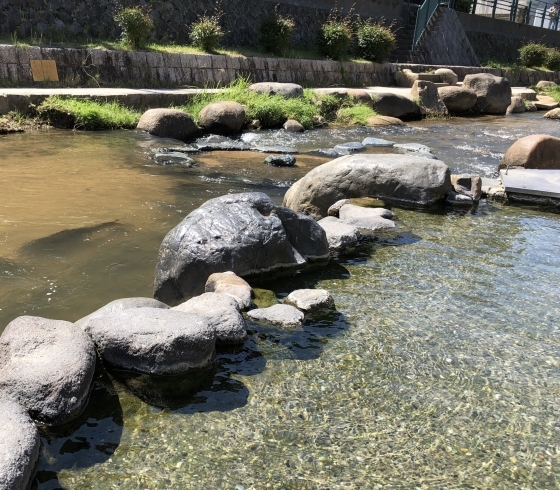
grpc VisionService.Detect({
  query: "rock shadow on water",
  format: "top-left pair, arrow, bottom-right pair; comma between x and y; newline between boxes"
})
32,369 -> 124,490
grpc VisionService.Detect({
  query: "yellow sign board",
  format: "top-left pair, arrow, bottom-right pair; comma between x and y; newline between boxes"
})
30,60 -> 59,82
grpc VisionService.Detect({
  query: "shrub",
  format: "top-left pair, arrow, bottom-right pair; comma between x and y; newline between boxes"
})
114,7 -> 153,49
519,43 -> 548,68
355,21 -> 396,63
190,14 -> 224,52
318,20 -> 353,60
546,49 -> 560,71
455,0 -> 473,13
260,14 -> 295,56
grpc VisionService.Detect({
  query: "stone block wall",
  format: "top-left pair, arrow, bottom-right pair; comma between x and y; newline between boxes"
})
0,0 -> 403,48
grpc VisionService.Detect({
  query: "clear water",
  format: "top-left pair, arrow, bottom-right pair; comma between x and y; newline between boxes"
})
0,112 -> 559,489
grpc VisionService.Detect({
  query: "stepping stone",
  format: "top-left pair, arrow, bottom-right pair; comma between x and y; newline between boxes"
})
318,217 -> 360,251
0,316 -> 96,425
333,142 -> 366,155
339,203 -> 395,220
247,304 -> 304,329
205,271 -> 252,310
285,289 -> 334,312
361,137 -> 395,147
84,308 -> 216,375
0,399 -> 40,490
174,292 -> 247,344
535,95 -> 559,110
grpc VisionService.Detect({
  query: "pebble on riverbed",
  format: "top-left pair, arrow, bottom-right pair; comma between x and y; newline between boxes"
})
264,154 -> 296,167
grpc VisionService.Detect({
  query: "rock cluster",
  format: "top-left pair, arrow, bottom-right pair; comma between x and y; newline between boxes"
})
462,73 -> 512,115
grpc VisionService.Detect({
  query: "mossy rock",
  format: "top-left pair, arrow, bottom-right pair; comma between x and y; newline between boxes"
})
252,288 -> 278,309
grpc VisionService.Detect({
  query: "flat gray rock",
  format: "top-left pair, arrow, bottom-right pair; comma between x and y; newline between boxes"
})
174,292 -> 247,344
249,82 -> 304,99
0,316 -> 96,425
318,217 -> 360,251
339,203 -> 395,221
343,216 -> 396,231
75,297 -> 169,331
362,137 -> 395,147
252,145 -> 299,154
205,271 -> 252,310
333,142 -> 366,155
85,308 -> 216,375
264,154 -> 296,167
0,400 -> 40,490
393,143 -> 431,154
248,304 -> 304,329
195,135 -> 252,151
285,289 -> 334,312
283,154 -> 451,219
307,148 -> 342,158
154,193 -> 329,304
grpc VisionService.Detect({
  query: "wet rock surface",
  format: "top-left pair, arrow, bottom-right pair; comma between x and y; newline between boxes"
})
507,96 -> 526,114
247,304 -> 304,329
154,192 -> 329,304
174,292 -> 247,344
84,308 -> 216,375
195,135 -> 252,151
0,316 -> 96,425
285,289 -> 334,312
264,154 -> 296,166
317,216 -> 360,251
152,152 -> 196,166
333,142 -> 366,155
137,109 -> 198,142
362,137 -> 395,147
0,399 -> 40,490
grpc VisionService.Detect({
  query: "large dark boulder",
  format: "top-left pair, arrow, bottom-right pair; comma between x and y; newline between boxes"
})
84,308 -> 216,375
438,86 -> 477,113
0,400 -> 40,490
283,154 -> 451,220
154,193 -> 330,305
462,73 -> 512,115
0,316 -> 96,425
373,93 -> 421,119
199,102 -> 245,135
137,109 -> 198,141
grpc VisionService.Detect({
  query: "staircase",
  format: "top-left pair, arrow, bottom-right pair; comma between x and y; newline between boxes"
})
390,3 -> 421,63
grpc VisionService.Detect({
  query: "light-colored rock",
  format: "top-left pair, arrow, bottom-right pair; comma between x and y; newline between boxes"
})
333,142 -> 366,155
249,82 -> 303,98
446,191 -> 474,206
247,304 -> 304,329
499,134 -> 560,170
411,80 -> 449,116
462,73 -> 512,114
514,88 -> 537,101
84,308 -> 216,375
366,115 -> 405,126
535,95 -> 559,110
373,93 -> 421,119
285,289 -> 334,312
314,88 -> 372,105
199,101 -> 245,135
543,108 -> 560,119
536,80 -> 557,88
0,316 -> 96,425
75,297 -> 169,331
394,69 -> 441,87
438,86 -> 477,113
0,400 -> 40,490
205,271 -> 252,310
451,174 -> 482,201
137,109 -> 198,142
327,197 -> 387,216
393,142 -> 432,154
283,154 -> 451,220
361,137 -> 395,147
283,119 -> 304,132
434,68 -> 458,85
318,216 -> 360,251
339,203 -> 395,220
154,193 -> 329,304
173,292 -> 247,344
507,96 -> 526,114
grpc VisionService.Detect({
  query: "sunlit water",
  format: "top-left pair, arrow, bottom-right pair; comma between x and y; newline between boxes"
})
0,112 -> 559,489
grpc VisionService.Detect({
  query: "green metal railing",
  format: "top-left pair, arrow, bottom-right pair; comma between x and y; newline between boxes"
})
412,0 -> 451,52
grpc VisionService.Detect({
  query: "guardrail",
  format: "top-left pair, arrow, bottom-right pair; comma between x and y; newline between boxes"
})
470,0 -> 560,29
413,0 -> 451,52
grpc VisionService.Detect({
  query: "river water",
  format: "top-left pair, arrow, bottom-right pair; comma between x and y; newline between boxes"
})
1,112 -> 560,489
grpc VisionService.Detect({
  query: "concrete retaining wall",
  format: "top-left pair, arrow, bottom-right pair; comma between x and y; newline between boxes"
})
0,0 -> 403,48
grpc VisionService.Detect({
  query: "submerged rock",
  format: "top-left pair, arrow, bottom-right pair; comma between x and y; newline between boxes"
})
153,152 -> 196,166
393,142 -> 432,154
264,154 -> 296,167
462,73 -> 512,115
333,142 -> 366,155
174,292 -> 247,344
285,289 -> 334,312
318,216 -> 360,251
499,134 -> 560,170
205,271 -> 253,310
0,399 -> 40,490
154,193 -> 330,304
362,137 -> 395,147
247,304 -> 304,329
137,109 -> 198,142
0,316 -> 96,425
283,154 -> 451,219
199,102 -> 245,136
195,135 -> 252,151
84,308 -> 216,375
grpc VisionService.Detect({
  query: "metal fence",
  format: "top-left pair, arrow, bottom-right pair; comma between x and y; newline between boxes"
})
470,0 -> 560,30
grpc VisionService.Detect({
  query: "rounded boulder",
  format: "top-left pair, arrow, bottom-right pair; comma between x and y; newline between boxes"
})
462,73 -> 512,115
199,102 -> 245,136
373,93 -> 421,119
434,68 -> 458,85
137,109 -> 198,142
0,316 -> 96,425
438,86 -> 477,113
249,82 -> 304,98
499,134 -> 560,170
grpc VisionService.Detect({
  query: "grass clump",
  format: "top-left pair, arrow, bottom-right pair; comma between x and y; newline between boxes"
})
114,7 -> 153,49
190,14 -> 224,52
37,97 -> 141,130
355,20 -> 396,63
180,78 -> 376,129
335,104 -> 377,125
260,11 -> 295,56
519,43 -> 548,68
545,85 -> 560,103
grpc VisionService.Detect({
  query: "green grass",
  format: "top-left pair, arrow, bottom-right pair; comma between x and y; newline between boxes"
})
335,104 -> 378,125
179,78 -> 377,130
544,86 -> 560,103
480,58 -> 552,72
37,97 -> 141,130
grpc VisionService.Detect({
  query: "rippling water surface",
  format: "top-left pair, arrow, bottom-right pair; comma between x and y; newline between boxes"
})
1,113 -> 559,489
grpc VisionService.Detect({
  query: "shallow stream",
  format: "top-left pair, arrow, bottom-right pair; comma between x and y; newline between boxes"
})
1,112 -> 560,489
